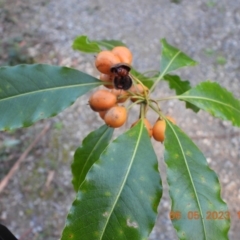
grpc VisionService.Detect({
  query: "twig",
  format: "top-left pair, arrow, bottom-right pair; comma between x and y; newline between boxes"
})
44,170 -> 55,190
0,123 -> 51,194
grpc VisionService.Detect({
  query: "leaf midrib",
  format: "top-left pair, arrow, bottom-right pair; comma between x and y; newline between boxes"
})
162,50 -> 181,75
96,41 -> 114,49
179,95 -> 240,113
0,82 -> 101,102
150,50 -> 181,91
99,122 -> 144,239
167,122 -> 207,239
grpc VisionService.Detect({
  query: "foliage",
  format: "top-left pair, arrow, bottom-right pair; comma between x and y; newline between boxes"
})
0,64 -> 100,130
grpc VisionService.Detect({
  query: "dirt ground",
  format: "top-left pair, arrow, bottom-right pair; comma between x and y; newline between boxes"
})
0,0 -> 240,239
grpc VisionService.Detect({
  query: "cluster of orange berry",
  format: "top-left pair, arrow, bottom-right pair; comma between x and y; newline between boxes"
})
88,46 -> 176,142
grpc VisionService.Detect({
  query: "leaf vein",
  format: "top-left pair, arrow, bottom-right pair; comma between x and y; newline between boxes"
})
0,82 -> 101,102
167,122 -> 207,239
99,122 -> 144,239
179,95 -> 240,113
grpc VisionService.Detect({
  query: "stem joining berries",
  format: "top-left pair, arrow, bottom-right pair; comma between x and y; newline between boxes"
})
90,45 -> 177,133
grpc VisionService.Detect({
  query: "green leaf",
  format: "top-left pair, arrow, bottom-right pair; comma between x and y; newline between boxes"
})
95,40 -> 126,50
72,35 -> 101,53
163,74 -> 190,94
179,81 -> 240,127
71,125 -> 114,192
130,68 -> 154,89
160,39 -> 197,75
0,64 -> 101,130
164,122 -> 230,240
72,35 -> 127,53
163,74 -> 200,112
61,121 -> 162,240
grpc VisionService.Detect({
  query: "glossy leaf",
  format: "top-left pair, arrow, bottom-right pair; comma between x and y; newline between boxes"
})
130,68 -> 155,89
160,39 -> 197,75
72,35 -> 101,53
163,74 -> 200,112
61,121 -> 162,240
71,125 -> 114,192
164,121 -> 230,240
72,35 -> 127,53
95,40 -> 127,50
179,81 -> 240,127
0,64 -> 101,130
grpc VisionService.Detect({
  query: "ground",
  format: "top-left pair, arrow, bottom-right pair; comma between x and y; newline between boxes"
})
0,0 -> 239,239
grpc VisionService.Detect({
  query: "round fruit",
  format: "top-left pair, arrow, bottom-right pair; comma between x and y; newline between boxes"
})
98,103 -> 118,119
152,116 -> 176,142
112,46 -> 133,65
152,120 -> 165,142
95,51 -> 120,74
111,89 -> 129,103
99,73 -> 114,89
104,106 -> 127,128
131,118 -> 152,137
89,90 -> 117,111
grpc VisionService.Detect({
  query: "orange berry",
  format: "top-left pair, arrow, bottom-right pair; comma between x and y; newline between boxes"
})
131,118 -> 152,137
89,90 -> 117,111
152,120 -> 165,142
95,51 -> 120,74
104,106 -> 127,128
98,103 -> 118,119
112,46 -> 133,65
111,89 -> 129,103
99,73 -> 114,89
152,116 -> 176,142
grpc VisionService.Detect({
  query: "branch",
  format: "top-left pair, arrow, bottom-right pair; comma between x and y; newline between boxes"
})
0,123 -> 51,193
